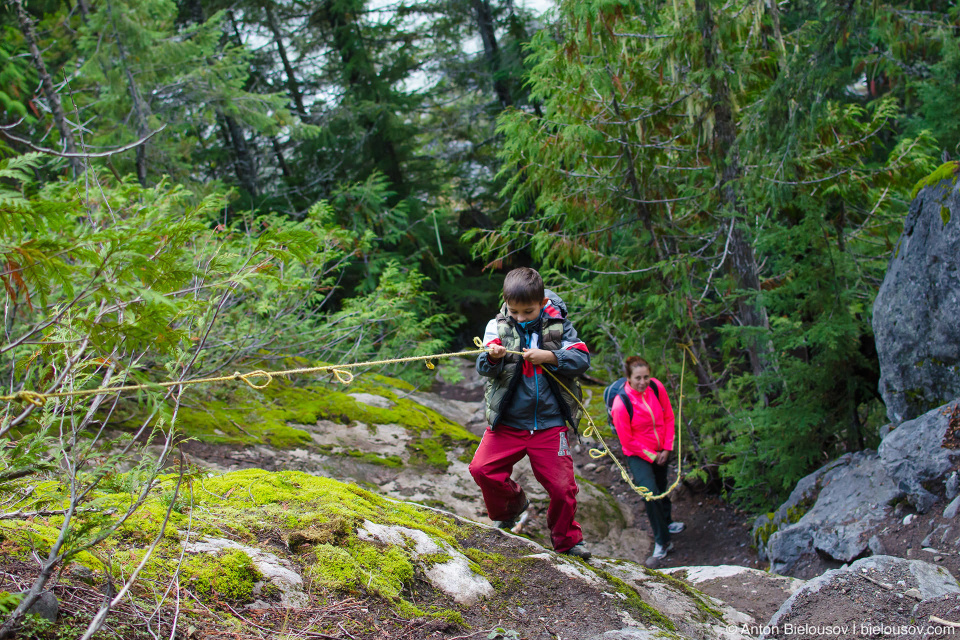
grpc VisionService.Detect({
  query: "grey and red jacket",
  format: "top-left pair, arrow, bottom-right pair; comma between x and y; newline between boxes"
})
476,290 -> 591,432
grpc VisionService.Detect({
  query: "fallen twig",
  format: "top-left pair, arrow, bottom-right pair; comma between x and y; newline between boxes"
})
860,574 -> 894,590
930,615 -> 960,629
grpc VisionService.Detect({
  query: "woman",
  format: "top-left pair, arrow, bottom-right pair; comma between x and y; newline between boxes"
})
610,356 -> 684,561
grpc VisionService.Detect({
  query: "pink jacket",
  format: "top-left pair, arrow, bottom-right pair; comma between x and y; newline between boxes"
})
611,378 -> 675,463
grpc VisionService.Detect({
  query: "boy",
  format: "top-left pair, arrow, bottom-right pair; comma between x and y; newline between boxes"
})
469,267 -> 592,559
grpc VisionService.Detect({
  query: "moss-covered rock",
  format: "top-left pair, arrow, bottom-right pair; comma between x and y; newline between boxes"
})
0,468 -> 753,640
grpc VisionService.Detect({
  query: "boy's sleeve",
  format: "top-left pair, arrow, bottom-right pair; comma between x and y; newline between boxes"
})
657,379 -> 676,451
476,318 -> 505,378
546,317 -> 590,376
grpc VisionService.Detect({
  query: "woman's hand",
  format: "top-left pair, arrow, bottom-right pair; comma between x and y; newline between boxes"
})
522,348 -> 558,366
654,450 -> 670,466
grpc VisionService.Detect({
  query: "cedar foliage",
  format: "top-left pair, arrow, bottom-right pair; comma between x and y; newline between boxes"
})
483,0 -> 948,507
0,0 -> 957,520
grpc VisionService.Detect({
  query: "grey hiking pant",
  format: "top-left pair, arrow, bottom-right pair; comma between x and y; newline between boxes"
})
626,455 -> 673,547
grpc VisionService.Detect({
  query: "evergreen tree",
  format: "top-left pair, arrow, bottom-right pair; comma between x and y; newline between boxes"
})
485,0 -> 939,507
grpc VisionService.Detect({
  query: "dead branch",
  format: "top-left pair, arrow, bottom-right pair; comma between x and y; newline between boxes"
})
0,124 -> 166,159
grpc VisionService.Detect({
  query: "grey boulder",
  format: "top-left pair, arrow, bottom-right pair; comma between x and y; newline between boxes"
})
873,164 -> 960,424
879,400 -> 960,513
754,451 -> 903,575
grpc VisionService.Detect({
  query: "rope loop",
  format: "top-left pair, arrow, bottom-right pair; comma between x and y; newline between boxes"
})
677,341 -> 698,365
236,370 -> 273,390
473,336 -> 485,350
331,368 -> 354,384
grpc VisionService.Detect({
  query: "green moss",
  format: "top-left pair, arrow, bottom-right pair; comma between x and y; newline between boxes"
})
181,549 -> 261,603
176,402 -> 312,449
641,567 -> 724,621
369,373 -> 416,392
589,567 -> 674,630
911,161 -> 959,199
347,451 -> 404,468
310,542 -> 414,599
941,205 -> 952,226
753,499 -> 812,547
418,552 -> 454,566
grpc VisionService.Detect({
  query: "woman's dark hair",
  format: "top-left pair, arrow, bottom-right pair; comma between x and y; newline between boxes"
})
624,356 -> 651,378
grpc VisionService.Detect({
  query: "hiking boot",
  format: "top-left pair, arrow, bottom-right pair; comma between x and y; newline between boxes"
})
651,542 -> 674,560
668,522 -> 686,534
494,499 -> 529,530
562,543 -> 592,560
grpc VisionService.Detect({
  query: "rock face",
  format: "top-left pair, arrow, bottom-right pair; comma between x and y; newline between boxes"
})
873,162 -> 960,424
754,398 -> 960,576
753,451 -> 903,575
879,401 -> 960,513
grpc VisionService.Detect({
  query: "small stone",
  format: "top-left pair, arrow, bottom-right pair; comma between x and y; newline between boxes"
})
936,556 -> 943,561
943,496 -> 960,519
18,591 -> 58,622
584,463 -> 597,472
904,588 -> 922,600
947,472 -> 960,501
903,514 -> 916,525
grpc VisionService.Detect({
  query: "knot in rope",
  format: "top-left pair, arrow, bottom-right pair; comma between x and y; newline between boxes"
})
16,391 -> 46,407
234,370 -> 273,390
331,369 -> 354,384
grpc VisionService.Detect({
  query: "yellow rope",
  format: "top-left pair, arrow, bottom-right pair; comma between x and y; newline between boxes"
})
0,349 -> 486,406
2,335 -> 692,501
469,337 -> 689,501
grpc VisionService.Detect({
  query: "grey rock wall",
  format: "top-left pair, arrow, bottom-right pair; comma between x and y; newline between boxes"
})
873,164 -> 960,424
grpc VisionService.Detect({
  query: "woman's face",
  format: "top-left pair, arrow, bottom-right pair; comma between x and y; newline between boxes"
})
627,365 -> 651,393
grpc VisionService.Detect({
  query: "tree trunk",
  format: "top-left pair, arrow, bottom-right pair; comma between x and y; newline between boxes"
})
107,0 -> 151,186
270,136 -> 291,178
13,0 -> 82,176
471,0 -> 512,109
695,0 -> 769,380
218,111 -> 260,198
264,3 -> 308,120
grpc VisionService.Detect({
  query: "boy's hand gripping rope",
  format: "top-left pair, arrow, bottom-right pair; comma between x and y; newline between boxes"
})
471,337 -> 693,501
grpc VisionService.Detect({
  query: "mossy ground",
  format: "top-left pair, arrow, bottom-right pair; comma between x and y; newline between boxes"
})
0,467 -> 729,640
118,367 -> 479,471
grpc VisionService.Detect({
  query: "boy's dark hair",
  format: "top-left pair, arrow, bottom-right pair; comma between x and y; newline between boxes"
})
503,267 -> 545,304
624,356 -> 651,378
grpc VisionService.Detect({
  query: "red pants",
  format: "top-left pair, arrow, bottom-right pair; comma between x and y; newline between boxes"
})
468,425 -> 583,552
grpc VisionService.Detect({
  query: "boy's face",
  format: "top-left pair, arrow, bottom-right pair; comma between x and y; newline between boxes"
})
505,297 -> 548,323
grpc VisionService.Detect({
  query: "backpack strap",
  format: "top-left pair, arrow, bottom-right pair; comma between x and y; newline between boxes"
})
649,378 -> 660,401
618,391 -> 634,422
